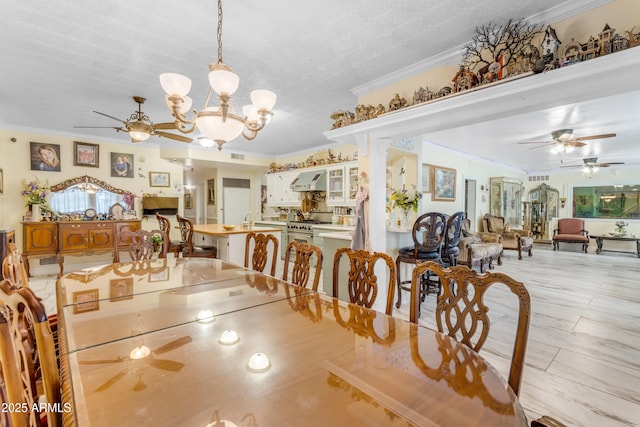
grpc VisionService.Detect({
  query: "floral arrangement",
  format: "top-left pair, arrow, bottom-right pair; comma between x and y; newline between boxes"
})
390,186 -> 422,212
20,178 -> 50,206
615,220 -> 628,233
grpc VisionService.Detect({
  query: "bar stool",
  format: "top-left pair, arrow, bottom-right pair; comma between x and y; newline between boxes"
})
395,212 -> 446,309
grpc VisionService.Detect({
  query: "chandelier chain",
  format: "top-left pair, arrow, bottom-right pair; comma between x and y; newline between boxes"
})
217,0 -> 223,64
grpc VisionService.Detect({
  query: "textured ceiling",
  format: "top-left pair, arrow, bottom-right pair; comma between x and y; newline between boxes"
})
1,0 -> 637,173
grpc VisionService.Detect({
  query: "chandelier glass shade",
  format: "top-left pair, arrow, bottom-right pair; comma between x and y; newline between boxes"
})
159,0 -> 276,151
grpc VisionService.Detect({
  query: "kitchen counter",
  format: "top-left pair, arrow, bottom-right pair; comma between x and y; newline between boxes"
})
311,224 -> 354,232
318,231 -> 353,240
254,220 -> 287,226
192,224 -> 282,236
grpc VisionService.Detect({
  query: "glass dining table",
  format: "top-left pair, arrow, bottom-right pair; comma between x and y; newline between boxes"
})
56,257 -> 527,427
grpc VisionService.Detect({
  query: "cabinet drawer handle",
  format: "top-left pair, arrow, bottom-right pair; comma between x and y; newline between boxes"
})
72,224 -> 80,228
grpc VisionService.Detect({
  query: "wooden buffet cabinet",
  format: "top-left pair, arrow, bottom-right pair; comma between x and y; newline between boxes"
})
22,220 -> 141,277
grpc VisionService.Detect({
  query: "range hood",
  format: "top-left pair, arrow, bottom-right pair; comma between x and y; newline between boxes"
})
290,170 -> 326,192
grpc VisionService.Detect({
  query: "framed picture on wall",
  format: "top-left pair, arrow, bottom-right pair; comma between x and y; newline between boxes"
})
72,289 -> 100,314
432,165 -> 456,201
30,142 -> 61,172
207,179 -> 216,205
110,152 -> 134,178
73,141 -> 99,167
421,163 -> 432,193
0,168 -> 3,194
109,278 -> 133,302
184,193 -> 192,209
149,172 -> 170,187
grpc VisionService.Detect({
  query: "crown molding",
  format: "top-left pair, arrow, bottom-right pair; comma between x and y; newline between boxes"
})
351,0 -> 613,98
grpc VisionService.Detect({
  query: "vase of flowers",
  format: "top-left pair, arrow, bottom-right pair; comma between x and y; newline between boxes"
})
390,186 -> 422,229
614,220 -> 628,236
21,178 -> 50,221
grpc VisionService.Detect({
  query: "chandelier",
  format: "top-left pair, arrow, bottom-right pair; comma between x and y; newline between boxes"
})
159,0 -> 276,151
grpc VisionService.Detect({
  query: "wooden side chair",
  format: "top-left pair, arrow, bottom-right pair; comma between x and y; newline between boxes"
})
0,280 -> 61,427
441,211 -> 465,267
395,212 -> 447,309
155,213 -> 183,257
282,241 -> 323,291
410,261 -> 531,396
113,229 -> 168,262
333,247 -> 396,315
176,215 -> 217,258
552,218 -> 589,253
244,232 -> 279,277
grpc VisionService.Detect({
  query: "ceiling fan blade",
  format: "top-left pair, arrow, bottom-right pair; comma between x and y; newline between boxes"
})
150,358 -> 185,372
93,111 -> 127,124
528,144 -> 554,150
566,140 -> 587,147
574,133 -> 616,141
74,126 -> 122,129
152,336 -> 193,355
153,122 -> 178,130
559,165 -> 582,168
155,131 -> 192,143
80,357 -> 126,364
600,162 -> 624,166
95,369 -> 128,392
518,141 -> 551,145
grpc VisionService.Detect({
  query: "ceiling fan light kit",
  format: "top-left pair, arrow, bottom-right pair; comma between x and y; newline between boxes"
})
159,0 -> 276,151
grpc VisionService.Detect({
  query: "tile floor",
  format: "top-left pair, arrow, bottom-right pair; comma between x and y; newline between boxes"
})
30,243 -> 640,427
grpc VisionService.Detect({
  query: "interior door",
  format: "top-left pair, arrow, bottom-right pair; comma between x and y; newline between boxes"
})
222,178 -> 251,224
465,179 -> 477,229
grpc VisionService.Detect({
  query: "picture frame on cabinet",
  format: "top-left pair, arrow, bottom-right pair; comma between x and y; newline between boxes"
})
432,165 -> 456,201
73,141 -> 99,167
421,163 -> 432,193
207,179 -> 216,205
149,172 -> 170,187
109,278 -> 133,302
30,141 -> 61,172
72,289 -> 100,314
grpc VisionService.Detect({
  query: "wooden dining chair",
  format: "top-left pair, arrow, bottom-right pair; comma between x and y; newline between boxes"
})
409,261 -> 531,396
176,215 -> 217,258
0,280 -> 61,427
531,415 -> 568,427
113,229 -> 168,262
244,232 -> 279,277
155,213 -> 183,257
2,242 -> 29,289
282,240 -> 323,290
333,247 -> 396,315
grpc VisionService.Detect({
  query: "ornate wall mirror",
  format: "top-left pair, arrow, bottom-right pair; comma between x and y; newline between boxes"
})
49,175 -> 135,219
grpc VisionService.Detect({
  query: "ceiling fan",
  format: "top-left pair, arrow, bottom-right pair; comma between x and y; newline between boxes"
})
519,129 -> 616,152
560,157 -> 624,173
75,96 -> 192,143
80,335 -> 192,392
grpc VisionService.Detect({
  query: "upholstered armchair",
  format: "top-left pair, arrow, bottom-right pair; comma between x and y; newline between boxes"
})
552,218 -> 589,253
483,214 -> 533,260
457,219 -> 503,272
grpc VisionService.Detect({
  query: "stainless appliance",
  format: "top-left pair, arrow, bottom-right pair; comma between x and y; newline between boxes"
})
286,220 -> 317,245
290,170 -> 326,192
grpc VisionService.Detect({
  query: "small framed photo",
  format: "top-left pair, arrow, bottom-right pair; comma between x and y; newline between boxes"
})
149,268 -> 169,282
149,172 -> 170,187
72,289 -> 100,314
109,278 -> 133,302
30,142 -> 61,172
432,165 -> 456,202
207,179 -> 216,205
73,141 -> 99,167
421,163 -> 432,193
0,168 -> 3,194
111,152 -> 134,178
184,193 -> 192,209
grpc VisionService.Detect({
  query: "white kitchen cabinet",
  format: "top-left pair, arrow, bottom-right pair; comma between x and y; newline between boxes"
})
327,162 -> 358,206
267,170 -> 300,207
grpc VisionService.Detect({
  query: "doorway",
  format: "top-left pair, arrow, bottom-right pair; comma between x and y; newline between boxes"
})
465,179 -> 477,230
222,178 -> 251,224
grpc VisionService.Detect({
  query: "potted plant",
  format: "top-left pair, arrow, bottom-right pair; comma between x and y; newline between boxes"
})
151,233 -> 164,252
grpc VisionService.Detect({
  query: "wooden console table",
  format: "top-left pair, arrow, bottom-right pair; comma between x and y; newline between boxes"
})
22,220 -> 141,276
590,234 -> 640,258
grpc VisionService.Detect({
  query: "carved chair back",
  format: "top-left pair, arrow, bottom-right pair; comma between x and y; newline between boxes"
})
176,214 -> 194,256
114,229 -> 167,262
410,261 -> 530,396
2,242 -> 29,290
282,241 -> 323,291
156,213 -> 183,257
0,280 -> 61,427
412,212 -> 447,254
442,211 -> 464,266
333,248 -> 396,315
244,232 -> 279,276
